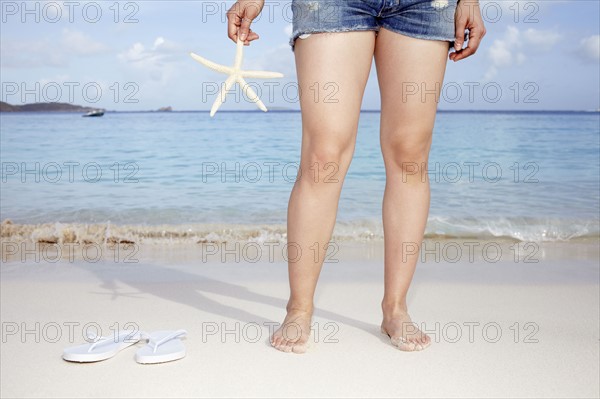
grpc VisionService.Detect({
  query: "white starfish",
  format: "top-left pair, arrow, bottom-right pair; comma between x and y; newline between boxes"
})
190,39 -> 284,117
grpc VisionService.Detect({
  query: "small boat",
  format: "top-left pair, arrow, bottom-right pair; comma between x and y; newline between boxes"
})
83,109 -> 104,117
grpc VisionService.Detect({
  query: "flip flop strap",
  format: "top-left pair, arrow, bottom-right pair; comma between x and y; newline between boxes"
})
142,329 -> 187,354
87,330 -> 138,352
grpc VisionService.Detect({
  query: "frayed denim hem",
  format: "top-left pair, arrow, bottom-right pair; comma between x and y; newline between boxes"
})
378,23 -> 456,50
289,26 -> 379,52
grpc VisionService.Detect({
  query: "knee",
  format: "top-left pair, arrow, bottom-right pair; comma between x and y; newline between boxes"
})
381,130 -> 432,171
305,144 -> 348,167
299,132 -> 355,185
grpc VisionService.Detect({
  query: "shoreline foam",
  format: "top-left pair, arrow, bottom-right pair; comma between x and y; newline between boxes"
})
2,217 -> 598,247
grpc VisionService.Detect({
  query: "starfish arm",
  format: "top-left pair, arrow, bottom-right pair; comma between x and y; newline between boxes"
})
241,70 -> 285,79
190,52 -> 233,75
234,38 -> 244,70
237,76 -> 268,112
210,75 -> 237,117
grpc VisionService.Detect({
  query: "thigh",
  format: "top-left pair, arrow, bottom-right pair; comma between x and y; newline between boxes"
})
375,28 -> 449,154
294,31 -> 375,155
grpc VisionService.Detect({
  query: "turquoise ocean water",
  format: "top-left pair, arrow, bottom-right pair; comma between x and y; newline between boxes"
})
1,110 -> 598,242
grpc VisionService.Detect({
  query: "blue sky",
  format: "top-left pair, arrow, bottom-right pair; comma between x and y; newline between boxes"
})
1,0 -> 599,111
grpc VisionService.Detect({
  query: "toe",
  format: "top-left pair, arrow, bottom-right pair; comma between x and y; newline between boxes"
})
394,337 -> 414,351
273,335 -> 291,351
273,342 -> 287,352
403,341 -> 416,351
292,343 -> 307,354
292,337 -> 309,354
422,336 -> 432,349
280,340 -> 294,353
270,335 -> 281,347
422,335 -> 430,345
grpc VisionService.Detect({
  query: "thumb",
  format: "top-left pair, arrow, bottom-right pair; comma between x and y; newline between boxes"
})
454,25 -> 466,51
239,16 -> 253,41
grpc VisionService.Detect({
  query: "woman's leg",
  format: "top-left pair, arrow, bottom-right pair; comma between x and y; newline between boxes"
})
374,28 -> 450,351
271,31 -> 375,353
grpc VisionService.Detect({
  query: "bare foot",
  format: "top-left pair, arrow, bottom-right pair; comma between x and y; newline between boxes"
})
270,307 -> 312,354
381,311 -> 431,351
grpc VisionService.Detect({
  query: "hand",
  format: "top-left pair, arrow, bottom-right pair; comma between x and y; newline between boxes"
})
227,0 -> 264,45
449,0 -> 486,62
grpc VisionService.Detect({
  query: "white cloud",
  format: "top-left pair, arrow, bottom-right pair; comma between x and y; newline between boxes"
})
284,24 -> 293,37
488,44 -> 512,68
119,43 -> 146,63
0,39 -> 65,68
118,37 -> 183,83
38,74 -> 71,87
484,26 -> 560,80
152,37 -> 181,53
1,29 -> 108,68
119,37 -> 181,64
485,26 -> 524,79
61,29 -> 109,56
522,28 -> 561,52
575,35 -> 600,63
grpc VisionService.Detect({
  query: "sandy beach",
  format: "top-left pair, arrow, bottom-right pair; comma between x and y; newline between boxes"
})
1,241 -> 598,398
2,0 -> 599,396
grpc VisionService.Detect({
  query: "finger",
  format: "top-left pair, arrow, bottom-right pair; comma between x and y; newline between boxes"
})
454,22 -> 467,52
452,28 -> 483,61
243,38 -> 260,46
240,30 -> 259,46
244,30 -> 260,46
247,31 -> 260,42
227,10 -> 241,42
467,28 -> 484,57
239,16 -> 253,42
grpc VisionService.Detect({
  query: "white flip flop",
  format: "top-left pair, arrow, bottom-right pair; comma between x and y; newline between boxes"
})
135,330 -> 187,364
63,330 -> 142,362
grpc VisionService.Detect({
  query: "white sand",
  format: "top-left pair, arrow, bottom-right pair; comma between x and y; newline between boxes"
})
1,242 -> 599,398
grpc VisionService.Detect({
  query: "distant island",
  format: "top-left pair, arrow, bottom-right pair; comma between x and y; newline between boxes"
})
0,101 -> 99,113
0,102 -> 179,113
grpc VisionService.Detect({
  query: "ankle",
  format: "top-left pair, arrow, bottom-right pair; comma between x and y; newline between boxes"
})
381,299 -> 408,318
286,300 -> 314,314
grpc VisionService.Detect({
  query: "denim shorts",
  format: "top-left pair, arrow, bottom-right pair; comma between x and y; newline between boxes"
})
289,0 -> 458,51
